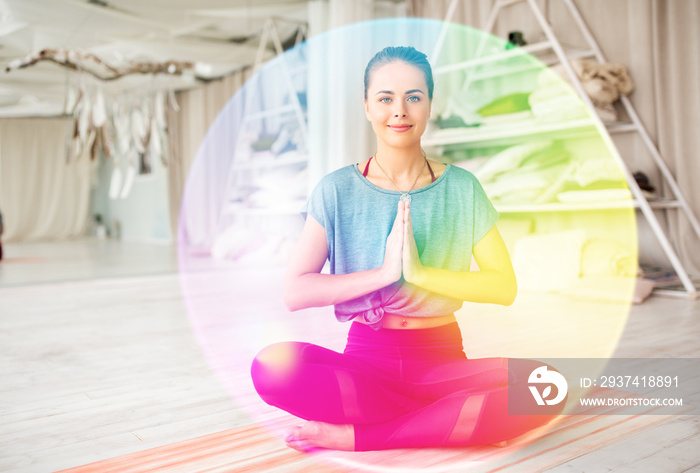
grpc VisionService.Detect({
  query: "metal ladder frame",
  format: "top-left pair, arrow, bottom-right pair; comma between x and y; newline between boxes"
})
436,0 -> 699,298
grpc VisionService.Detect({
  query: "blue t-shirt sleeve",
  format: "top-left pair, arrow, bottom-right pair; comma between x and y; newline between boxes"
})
300,179 -> 327,229
472,175 -> 500,244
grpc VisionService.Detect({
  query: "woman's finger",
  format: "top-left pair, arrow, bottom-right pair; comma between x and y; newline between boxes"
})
394,201 -> 404,229
382,201 -> 405,283
393,201 -> 404,243
404,201 -> 412,233
403,203 -> 411,254
402,201 -> 422,284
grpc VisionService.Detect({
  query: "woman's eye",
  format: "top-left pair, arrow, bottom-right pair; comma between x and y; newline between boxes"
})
407,96 -> 420,102
379,97 -> 391,103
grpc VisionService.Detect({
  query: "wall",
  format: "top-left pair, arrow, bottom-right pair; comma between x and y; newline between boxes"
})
91,147 -> 172,243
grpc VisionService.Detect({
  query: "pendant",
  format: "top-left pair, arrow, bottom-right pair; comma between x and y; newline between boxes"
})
400,193 -> 412,203
401,318 -> 408,327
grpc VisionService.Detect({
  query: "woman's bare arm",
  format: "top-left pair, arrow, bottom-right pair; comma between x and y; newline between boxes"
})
283,203 -> 405,311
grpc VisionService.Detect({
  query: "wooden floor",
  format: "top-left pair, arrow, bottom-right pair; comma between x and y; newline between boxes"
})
1,238 -> 699,472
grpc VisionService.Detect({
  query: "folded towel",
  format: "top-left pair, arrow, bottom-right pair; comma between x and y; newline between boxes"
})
557,189 -> 632,202
475,140 -> 553,181
477,92 -> 532,116
483,163 -> 568,200
573,158 -> 624,187
581,238 -> 637,277
529,95 -> 589,122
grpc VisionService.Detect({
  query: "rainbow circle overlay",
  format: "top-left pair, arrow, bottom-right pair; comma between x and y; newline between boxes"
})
178,18 -> 636,472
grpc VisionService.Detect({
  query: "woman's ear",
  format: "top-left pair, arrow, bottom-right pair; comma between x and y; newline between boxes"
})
364,99 -> 371,121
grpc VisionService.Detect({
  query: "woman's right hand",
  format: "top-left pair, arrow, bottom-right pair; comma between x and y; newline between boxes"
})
380,201 -> 404,284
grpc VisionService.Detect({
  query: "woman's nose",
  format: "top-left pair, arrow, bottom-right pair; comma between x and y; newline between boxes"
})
394,102 -> 407,117
393,107 -> 407,118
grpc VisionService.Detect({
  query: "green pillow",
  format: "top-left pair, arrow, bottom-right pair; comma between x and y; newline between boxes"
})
477,92 -> 532,116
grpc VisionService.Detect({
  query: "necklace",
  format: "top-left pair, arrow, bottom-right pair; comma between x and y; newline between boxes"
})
373,151 -> 428,203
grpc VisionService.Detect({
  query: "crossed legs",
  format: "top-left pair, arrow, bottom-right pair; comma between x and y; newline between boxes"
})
250,325 -> 563,451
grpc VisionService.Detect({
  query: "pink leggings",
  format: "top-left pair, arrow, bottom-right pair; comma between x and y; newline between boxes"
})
251,321 -> 564,451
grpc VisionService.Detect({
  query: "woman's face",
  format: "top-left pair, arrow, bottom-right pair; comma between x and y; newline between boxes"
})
364,61 -> 431,149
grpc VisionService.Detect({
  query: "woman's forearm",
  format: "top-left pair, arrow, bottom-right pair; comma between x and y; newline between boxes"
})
412,266 -> 517,306
283,267 -> 391,311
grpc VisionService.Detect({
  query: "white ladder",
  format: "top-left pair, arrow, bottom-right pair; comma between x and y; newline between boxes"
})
436,0 -> 699,299
218,17 -> 309,231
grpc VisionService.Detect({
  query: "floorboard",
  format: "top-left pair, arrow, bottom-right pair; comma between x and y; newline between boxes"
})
1,238 -> 699,472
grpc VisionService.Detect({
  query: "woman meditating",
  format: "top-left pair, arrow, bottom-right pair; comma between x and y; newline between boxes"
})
251,46 -> 564,452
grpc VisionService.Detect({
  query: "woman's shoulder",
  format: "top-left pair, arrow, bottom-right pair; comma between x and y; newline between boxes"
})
441,162 -> 480,183
427,159 -> 448,180
313,165 -> 355,184
309,165 -> 359,196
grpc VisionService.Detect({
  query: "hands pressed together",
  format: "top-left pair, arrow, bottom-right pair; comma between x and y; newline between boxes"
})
378,200 -> 517,306
382,200 -> 423,285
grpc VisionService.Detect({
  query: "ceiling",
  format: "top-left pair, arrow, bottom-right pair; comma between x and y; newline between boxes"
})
0,0 -> 311,117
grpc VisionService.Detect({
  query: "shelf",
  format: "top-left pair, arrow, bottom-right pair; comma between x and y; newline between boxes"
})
495,198 -> 680,213
423,118 -> 597,148
433,41 -> 553,75
231,152 -> 307,171
467,63 -> 541,82
245,104 -> 301,122
434,40 -> 595,80
289,63 -> 308,75
644,199 -> 681,210
223,200 -> 305,216
652,281 -> 700,300
605,122 -> 638,134
466,47 -> 596,82
496,200 -> 633,213
538,47 -> 596,66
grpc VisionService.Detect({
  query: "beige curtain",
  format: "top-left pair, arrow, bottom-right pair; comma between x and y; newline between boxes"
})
409,0 -> 700,275
167,68 -> 251,243
649,0 -> 700,275
0,118 -> 90,242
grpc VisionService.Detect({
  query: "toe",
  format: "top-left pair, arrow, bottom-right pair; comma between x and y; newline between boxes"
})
286,438 -> 318,453
284,425 -> 303,443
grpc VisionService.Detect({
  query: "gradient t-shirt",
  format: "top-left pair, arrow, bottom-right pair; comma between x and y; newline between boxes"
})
301,163 -> 499,329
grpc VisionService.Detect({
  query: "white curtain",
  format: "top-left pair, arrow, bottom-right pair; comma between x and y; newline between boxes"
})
409,0 -> 700,274
172,0 -> 407,249
308,0 -> 413,187
307,0 -> 376,187
306,0 -> 387,187
0,118 -> 90,242
168,69 -> 251,246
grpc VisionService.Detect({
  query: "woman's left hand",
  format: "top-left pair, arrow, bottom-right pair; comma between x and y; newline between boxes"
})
402,201 -> 424,285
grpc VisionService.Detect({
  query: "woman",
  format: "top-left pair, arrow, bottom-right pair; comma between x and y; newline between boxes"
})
251,46 -> 564,452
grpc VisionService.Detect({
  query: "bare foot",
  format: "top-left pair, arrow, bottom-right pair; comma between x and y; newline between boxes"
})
284,421 -> 355,452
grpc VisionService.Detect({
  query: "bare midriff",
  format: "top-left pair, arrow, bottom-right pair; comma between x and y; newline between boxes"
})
353,312 -> 457,330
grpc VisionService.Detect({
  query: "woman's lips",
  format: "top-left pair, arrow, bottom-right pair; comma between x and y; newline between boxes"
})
389,125 -> 412,132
